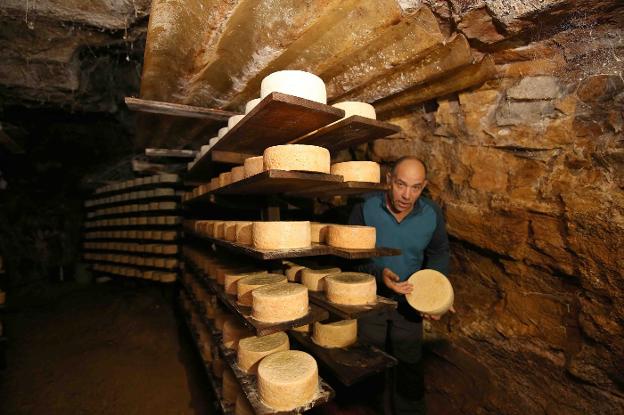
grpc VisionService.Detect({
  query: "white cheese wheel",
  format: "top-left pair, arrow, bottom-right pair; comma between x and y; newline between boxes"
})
326,225 -> 376,250
257,350 -> 318,411
235,394 -> 254,415
252,283 -> 308,323
406,269 -> 454,316
245,98 -> 262,114
219,172 -> 232,188
244,156 -> 264,178
224,222 -> 241,242
263,144 -> 330,174
235,222 -> 253,245
330,161 -> 381,183
237,331 -> 290,374
224,270 -> 268,295
218,127 -> 229,138
222,368 -> 241,404
301,267 -> 341,292
310,223 -> 330,243
228,114 -> 245,129
223,319 -> 254,350
217,265 -> 253,285
237,274 -> 287,306
252,221 -> 311,250
312,320 -> 357,348
200,144 -> 211,156
209,136 -> 219,146
331,101 -> 377,119
214,221 -> 227,239
260,70 -> 327,104
285,264 -> 307,282
325,273 -> 377,306
231,166 -> 246,183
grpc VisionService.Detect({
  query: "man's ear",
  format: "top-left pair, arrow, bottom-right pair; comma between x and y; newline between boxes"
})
422,179 -> 428,190
386,171 -> 392,185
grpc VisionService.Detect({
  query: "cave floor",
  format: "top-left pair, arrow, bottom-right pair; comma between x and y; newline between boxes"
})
0,279 -> 215,415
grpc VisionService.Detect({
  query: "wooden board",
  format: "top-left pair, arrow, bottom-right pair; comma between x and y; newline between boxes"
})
290,115 -> 400,152
85,209 -> 182,220
145,148 -> 197,159
125,97 -> 238,120
308,291 -> 397,320
289,331 -> 397,386
218,343 -> 335,415
286,181 -> 387,198
326,245 -> 401,260
85,196 -> 180,212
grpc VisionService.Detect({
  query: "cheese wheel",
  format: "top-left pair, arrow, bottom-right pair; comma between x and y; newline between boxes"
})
326,225 -> 376,250
237,331 -> 289,374
310,223 -> 330,243
325,273 -> 377,305
312,320 -> 357,348
210,177 -> 219,190
218,127 -> 229,138
252,221 -> 311,250
244,156 -> 263,178
224,270 -> 268,295
257,350 -> 318,410
219,172 -> 232,188
245,98 -> 262,114
331,101 -> 376,119
217,265 -> 253,285
252,283 -> 308,323
214,222 -> 227,239
231,166 -> 246,183
209,136 -> 219,146
215,312 -> 232,332
222,368 -> 241,404
235,222 -> 253,245
237,274 -> 287,306
235,394 -> 254,415
223,319 -> 254,350
292,324 -> 310,333
330,161 -> 381,183
224,222 -> 240,242
405,269 -> 454,316
263,144 -> 330,173
261,70 -> 327,104
301,267 -> 341,292
285,264 -> 307,282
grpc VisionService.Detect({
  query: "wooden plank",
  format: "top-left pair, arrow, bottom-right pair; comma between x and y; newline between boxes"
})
216,170 -> 343,196
125,97 -> 238,120
286,181 -> 387,198
145,148 -> 197,159
289,330 -> 397,386
219,343 -> 335,415
289,115 -> 400,152
211,92 -> 344,155
308,291 -> 397,320
326,245 -> 401,260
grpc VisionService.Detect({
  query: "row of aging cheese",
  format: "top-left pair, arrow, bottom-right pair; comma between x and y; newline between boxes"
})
184,219 -> 377,251
83,253 -> 179,269
86,201 -> 179,218
91,263 -> 177,282
184,145 -> 381,202
84,216 -> 180,228
93,173 -> 179,195
83,230 -> 178,241
85,188 -> 177,208
83,241 -> 178,255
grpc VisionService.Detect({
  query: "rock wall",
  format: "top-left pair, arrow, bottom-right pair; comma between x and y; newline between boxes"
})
370,2 -> 624,413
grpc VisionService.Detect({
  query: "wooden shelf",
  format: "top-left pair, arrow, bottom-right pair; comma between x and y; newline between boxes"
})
286,181 -> 387,198
86,209 -> 182,220
125,97 -> 238,121
289,331 -> 397,386
90,178 -> 184,199
82,248 -> 179,258
186,93 -> 344,182
85,196 -> 180,211
84,259 -> 180,272
218,342 -> 335,415
290,115 -> 401,152
188,233 -> 401,261
308,291 -> 397,320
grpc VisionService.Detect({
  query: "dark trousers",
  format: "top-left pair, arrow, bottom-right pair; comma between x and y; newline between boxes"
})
359,308 -> 426,415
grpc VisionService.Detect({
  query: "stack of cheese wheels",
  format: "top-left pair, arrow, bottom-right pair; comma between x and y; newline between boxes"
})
325,272 -> 377,305
244,156 -> 263,178
310,223 -> 330,243
235,222 -> 253,245
224,270 -> 268,295
261,70 -> 327,104
252,283 -> 308,323
263,144 -> 330,173
237,331 -> 290,373
406,269 -> 454,316
285,263 -> 308,282
222,368 -> 241,404
257,350 -> 319,410
245,98 -> 262,114
332,101 -> 377,119
223,318 -> 254,350
235,394 -> 254,415
327,224 -> 376,250
330,161 -> 381,183
219,172 -> 232,188
252,221 -> 311,250
312,320 -> 357,348
231,165 -> 246,183
237,273 -> 287,306
301,267 -> 341,292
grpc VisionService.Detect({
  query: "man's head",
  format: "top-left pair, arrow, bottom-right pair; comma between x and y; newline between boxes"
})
386,156 -> 428,213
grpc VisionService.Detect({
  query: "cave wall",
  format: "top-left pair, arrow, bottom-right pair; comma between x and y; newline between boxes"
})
369,2 -> 624,413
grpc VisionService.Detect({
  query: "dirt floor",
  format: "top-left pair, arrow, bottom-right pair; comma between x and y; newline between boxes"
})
0,279 -> 215,415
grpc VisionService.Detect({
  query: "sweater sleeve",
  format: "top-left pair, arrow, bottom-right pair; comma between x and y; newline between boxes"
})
348,203 -> 385,282
423,202 -> 451,275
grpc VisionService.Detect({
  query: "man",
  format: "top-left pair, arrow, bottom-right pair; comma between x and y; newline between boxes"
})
349,156 -> 452,414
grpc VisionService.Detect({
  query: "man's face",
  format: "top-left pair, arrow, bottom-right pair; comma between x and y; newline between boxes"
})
387,160 -> 428,213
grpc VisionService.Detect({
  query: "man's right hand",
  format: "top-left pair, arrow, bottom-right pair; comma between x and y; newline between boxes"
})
382,268 -> 413,295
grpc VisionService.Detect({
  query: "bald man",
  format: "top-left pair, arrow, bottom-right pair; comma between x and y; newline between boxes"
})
349,156 -> 451,415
